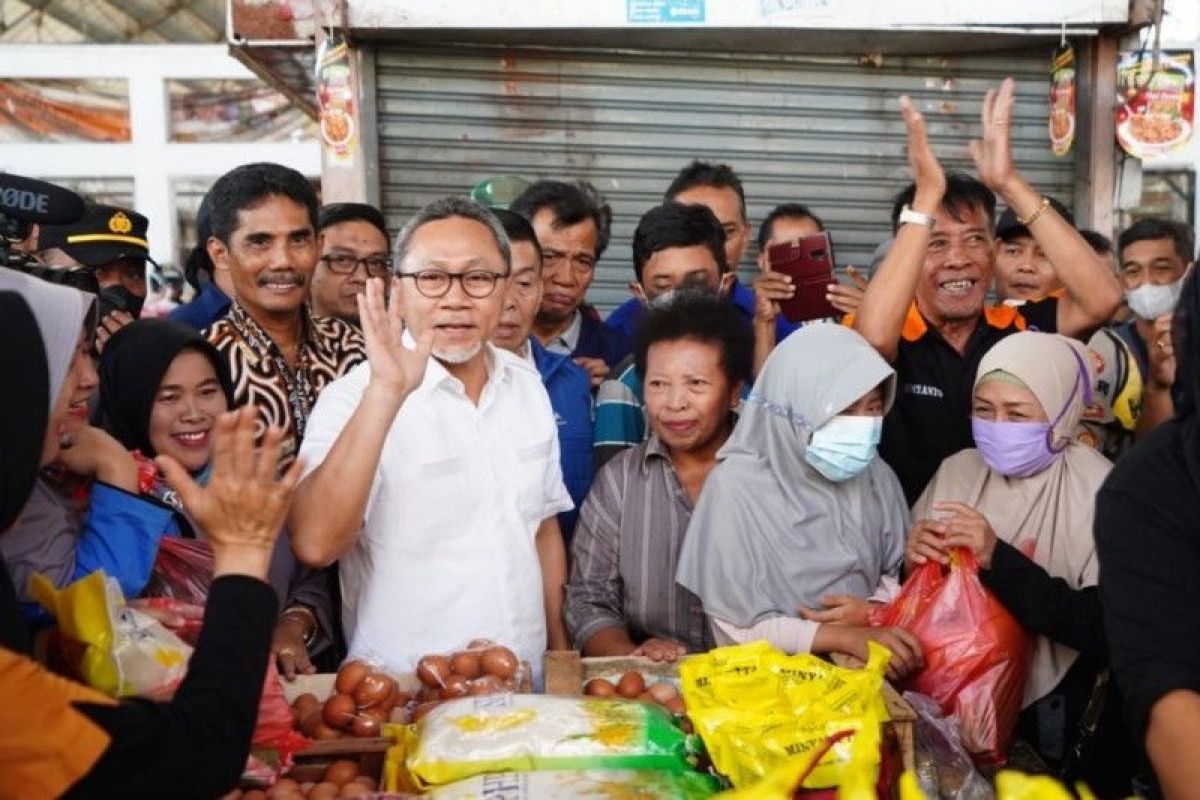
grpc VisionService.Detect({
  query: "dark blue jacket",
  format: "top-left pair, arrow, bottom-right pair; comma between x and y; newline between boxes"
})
531,338 -> 594,544
575,308 -> 632,371
168,282 -> 231,331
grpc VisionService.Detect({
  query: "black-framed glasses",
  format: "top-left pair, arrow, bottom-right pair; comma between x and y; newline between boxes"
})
398,269 -> 508,299
319,253 -> 393,278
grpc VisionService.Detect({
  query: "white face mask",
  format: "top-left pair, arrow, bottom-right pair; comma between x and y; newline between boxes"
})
1126,268 -> 1190,321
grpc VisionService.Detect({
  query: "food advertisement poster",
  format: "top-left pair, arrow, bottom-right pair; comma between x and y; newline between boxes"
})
316,30 -> 357,167
1115,49 -> 1194,161
1049,43 -> 1075,157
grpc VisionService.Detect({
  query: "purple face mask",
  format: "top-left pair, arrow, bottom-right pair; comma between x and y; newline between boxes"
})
972,341 -> 1094,479
971,418 -> 1061,478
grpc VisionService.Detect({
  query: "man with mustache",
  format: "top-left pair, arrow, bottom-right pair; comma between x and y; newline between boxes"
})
290,198 -> 573,685
203,163 -> 365,468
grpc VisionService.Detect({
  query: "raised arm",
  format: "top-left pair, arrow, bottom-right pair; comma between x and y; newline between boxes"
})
854,96 -> 946,362
288,278 -> 432,567
970,78 -> 1122,336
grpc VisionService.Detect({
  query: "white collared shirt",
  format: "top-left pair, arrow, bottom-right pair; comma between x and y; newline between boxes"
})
298,340 -> 573,683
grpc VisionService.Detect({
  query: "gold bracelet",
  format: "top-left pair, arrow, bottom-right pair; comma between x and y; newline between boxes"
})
278,605 -> 318,646
1017,196 -> 1051,227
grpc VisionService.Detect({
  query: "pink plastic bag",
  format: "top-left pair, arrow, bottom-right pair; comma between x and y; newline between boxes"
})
869,549 -> 1029,766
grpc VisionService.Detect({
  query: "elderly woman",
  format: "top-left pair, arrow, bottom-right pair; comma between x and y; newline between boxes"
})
907,330 -> 1134,793
99,318 -> 339,678
676,323 -> 923,680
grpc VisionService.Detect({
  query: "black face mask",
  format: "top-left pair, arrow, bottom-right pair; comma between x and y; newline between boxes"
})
98,284 -> 144,320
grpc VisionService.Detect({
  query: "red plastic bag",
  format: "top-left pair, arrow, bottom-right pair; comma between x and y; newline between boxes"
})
144,536 -> 214,606
869,548 -> 1029,766
254,659 -> 309,758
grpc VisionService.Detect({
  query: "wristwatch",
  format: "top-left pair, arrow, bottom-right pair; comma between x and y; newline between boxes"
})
898,205 -> 934,228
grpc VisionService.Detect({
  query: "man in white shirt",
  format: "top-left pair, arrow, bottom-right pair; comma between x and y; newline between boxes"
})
288,197 -> 573,683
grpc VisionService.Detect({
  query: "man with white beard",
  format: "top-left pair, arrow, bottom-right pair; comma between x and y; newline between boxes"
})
289,198 -> 572,685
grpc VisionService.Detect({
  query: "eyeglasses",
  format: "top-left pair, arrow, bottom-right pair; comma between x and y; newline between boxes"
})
319,253 -> 393,278
398,268 -> 509,299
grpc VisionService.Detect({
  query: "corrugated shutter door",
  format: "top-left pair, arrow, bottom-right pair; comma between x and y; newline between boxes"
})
375,43 -> 1071,311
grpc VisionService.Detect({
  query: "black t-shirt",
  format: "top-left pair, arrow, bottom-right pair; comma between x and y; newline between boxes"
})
880,298 -> 1058,504
1097,417 -> 1200,744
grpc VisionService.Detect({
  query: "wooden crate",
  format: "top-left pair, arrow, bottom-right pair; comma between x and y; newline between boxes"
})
545,650 -> 916,775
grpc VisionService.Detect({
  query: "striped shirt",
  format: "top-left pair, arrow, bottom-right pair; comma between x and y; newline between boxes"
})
564,434 -> 714,653
592,355 -> 645,469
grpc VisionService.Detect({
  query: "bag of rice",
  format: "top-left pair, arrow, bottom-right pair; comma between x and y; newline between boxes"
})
401,694 -> 702,788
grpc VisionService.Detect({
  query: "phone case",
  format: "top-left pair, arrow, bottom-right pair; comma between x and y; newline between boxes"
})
766,232 -> 841,323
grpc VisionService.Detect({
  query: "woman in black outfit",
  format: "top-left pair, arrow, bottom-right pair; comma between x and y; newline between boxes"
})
0,289 -> 303,799
1097,269 -> 1200,799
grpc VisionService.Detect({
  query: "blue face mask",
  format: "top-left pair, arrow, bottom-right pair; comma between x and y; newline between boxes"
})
804,414 -> 883,482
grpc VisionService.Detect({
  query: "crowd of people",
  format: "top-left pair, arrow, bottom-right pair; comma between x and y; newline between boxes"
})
1,76 -> 1198,798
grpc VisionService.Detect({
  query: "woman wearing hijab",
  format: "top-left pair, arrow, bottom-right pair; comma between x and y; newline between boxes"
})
0,290 -> 304,798
907,330 -> 1133,792
99,318 -> 339,679
0,268 -> 177,624
1098,270 -> 1200,798
676,324 -> 924,679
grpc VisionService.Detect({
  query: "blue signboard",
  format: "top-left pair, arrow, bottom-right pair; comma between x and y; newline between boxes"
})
627,0 -> 705,24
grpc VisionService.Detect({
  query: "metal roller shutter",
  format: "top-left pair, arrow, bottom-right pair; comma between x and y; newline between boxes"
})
374,42 -> 1072,311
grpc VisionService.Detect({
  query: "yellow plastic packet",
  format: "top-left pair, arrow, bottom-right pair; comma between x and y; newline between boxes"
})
31,570 -> 190,698
682,641 -> 892,789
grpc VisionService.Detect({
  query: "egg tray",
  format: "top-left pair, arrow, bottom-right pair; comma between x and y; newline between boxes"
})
543,650 -> 681,696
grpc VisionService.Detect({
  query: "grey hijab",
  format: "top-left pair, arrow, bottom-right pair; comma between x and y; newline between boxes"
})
0,267 -> 94,412
675,323 -> 909,627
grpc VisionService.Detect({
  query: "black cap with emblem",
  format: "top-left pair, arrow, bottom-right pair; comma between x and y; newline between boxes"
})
39,202 -> 156,270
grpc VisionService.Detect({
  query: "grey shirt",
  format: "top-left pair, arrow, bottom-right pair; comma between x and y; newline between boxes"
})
564,434 -> 714,653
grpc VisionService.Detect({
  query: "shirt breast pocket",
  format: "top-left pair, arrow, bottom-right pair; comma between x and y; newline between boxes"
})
382,456 -> 469,538
515,438 -> 554,524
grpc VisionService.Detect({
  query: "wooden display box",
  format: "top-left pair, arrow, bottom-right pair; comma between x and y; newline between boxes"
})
544,650 -> 916,775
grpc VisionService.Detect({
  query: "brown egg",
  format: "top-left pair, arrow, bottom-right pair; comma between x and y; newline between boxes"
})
416,654 -> 451,688
349,710 -> 383,738
411,701 -> 440,723
583,678 -> 617,697
352,673 -> 392,708
468,675 -> 505,696
293,693 -> 320,714
299,708 -> 324,737
664,696 -> 686,715
351,776 -> 377,791
323,759 -> 359,787
271,778 -> 300,794
313,722 -> 343,740
467,638 -> 494,649
242,792 -> 266,800
338,783 -> 371,798
322,693 -> 357,729
449,651 -> 482,679
440,674 -> 471,699
616,671 -> 646,699
307,782 -> 340,800
647,682 -> 678,703
299,784 -> 315,793
480,646 -> 518,680
334,661 -> 370,695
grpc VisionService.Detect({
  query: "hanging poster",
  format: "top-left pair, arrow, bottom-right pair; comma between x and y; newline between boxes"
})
1049,43 -> 1076,157
1115,49 -> 1195,160
316,29 -> 357,166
